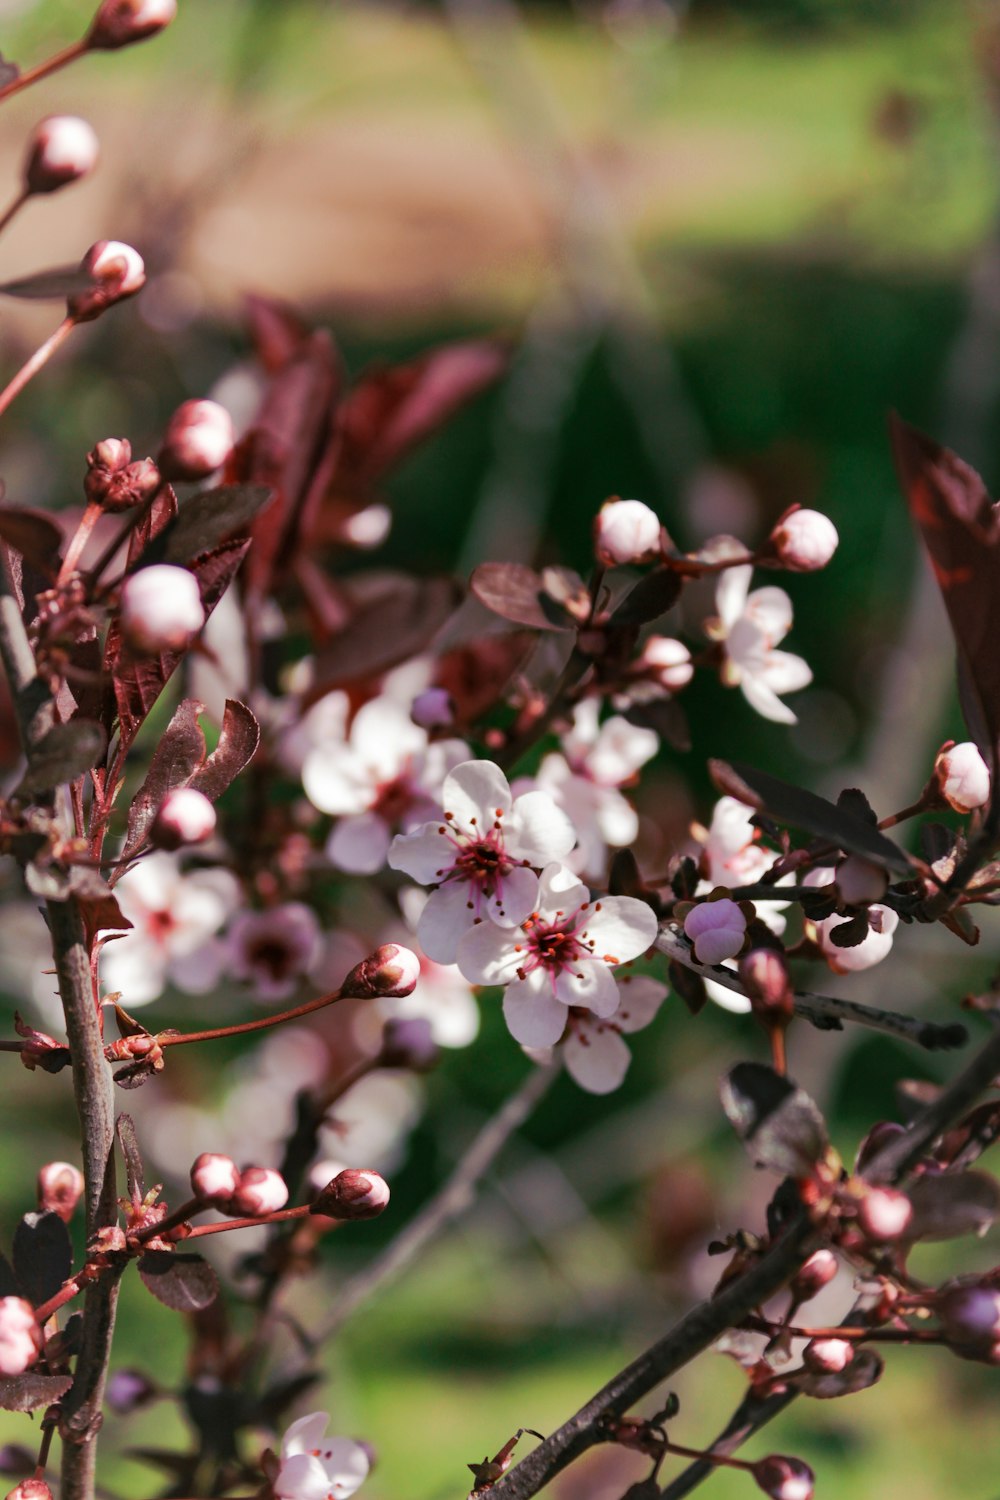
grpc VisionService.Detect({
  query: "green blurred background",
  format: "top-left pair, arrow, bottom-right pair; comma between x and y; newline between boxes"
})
1,1 -> 1000,1496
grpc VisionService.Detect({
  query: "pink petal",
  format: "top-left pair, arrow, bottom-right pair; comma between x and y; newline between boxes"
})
614,974 -> 668,1032
326,812 -> 391,874
455,918 -> 523,986
580,896 -> 658,964
553,957 -> 620,1016
535,863 -> 589,920
441,760 -> 512,836
387,826 -> 456,884
506,789 -> 577,864
563,1024 -> 631,1093
417,881 -> 478,965
486,864 -> 538,927
502,975 -> 570,1046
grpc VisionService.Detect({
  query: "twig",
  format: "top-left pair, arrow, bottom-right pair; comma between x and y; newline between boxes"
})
654,926 -> 967,1052
314,1061 -> 560,1341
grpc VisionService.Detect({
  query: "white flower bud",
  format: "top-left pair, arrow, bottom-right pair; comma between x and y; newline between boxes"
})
638,635 -> 693,692
812,904 -> 898,974
770,508 -> 839,572
119,564 -> 205,654
791,1248 -> 838,1303
229,1167 -> 288,1218
683,898 -> 747,965
857,1186 -> 913,1244
411,687 -> 455,729
834,855 -> 888,906
69,240 -> 145,321
37,1160 -> 85,1223
312,1168 -> 390,1222
935,741 -> 991,813
87,0 -> 177,49
803,1337 -> 853,1374
190,1152 -> 240,1207
5,1481 -> 54,1500
0,1299 -> 39,1377
24,116 -> 99,196
341,943 -> 421,999
752,1456 -> 814,1500
595,498 -> 662,565
151,787 -> 217,850
158,399 -> 234,482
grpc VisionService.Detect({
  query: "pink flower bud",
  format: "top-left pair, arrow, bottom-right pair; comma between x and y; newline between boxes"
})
380,1017 -> 440,1072
85,439 -> 160,511
5,1481 -> 54,1500
637,635 -> 694,692
683,898 -> 747,965
739,946 -> 793,1020
158,399 -> 234,482
857,1186 -> 913,1244
791,1248 -> 839,1303
68,240 -> 145,322
594,498 -> 662,565
411,687 -> 455,729
803,1337 -> 854,1374
834,855 -> 887,906
752,1455 -> 814,1500
24,116 -> 99,196
341,943 -> 421,999
0,1299 -> 39,1377
190,1152 -> 240,1207
935,741 -> 991,813
119,564 -> 204,654
37,1160 -> 85,1223
311,1168 -> 390,1222
229,1167 -> 288,1218
151,787 -> 217,850
938,1284 -> 1000,1344
87,0 -> 177,49
770,508 -> 839,572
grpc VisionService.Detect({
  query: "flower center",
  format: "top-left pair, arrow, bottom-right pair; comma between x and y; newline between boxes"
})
373,774 -> 414,824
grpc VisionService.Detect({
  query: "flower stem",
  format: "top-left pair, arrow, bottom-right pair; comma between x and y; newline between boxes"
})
0,318 -> 76,420
157,986 -> 343,1049
0,40 -> 88,104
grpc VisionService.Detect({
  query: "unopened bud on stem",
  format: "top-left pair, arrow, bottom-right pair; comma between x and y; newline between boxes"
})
190,1153 -> 240,1207
87,0 -> 177,49
594,497 -> 662,565
752,1455 -> 814,1500
119,564 -> 204,655
934,741 -> 991,814
68,240 -> 145,322
857,1185 -> 913,1244
37,1160 -> 85,1223
768,507 -> 839,572
158,399 -> 234,482
311,1168 -> 390,1222
24,116 -> 98,196
341,944 -> 421,999
0,1299 -> 40,1377
228,1167 -> 288,1218
152,788 -> 216,850
5,1480 -> 54,1500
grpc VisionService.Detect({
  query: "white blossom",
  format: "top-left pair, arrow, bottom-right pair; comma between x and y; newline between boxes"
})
563,973 -> 667,1093
223,902 -> 322,1003
274,1412 -> 369,1500
709,565 -> 811,723
806,867 -> 898,974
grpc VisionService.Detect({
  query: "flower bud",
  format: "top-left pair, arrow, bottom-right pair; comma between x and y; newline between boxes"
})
637,635 -> 694,692
311,1168 -> 390,1222
190,1152 -> 240,1207
68,240 -> 145,322
683,898 -> 747,965
87,0 -> 177,49
853,1120 -> 905,1174
834,854 -> 887,906
594,498 -> 661,565
0,1299 -> 40,1377
105,1367 -> 156,1415
37,1160 -> 85,1223
5,1481 -> 54,1500
769,508 -> 839,572
803,1337 -> 854,1374
752,1455 -> 814,1500
938,1284 -> 1000,1344
151,787 -> 217,850
739,946 -> 793,1022
158,399 -> 234,482
857,1185 -> 913,1244
341,944 -> 421,999
411,687 -> 455,730
935,741 -> 991,813
24,116 -> 99,196
228,1167 -> 288,1218
119,564 -> 204,654
85,440 -> 160,511
791,1249 -> 839,1303
379,1017 -> 440,1073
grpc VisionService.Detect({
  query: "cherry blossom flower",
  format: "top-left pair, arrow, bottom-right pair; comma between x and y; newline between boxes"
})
562,973 -> 667,1093
0,1299 -> 39,1377
274,1412 -> 370,1500
595,497 -> 662,564
302,696 -> 469,874
101,854 -> 239,1005
456,863 -> 658,1047
805,867 -> 898,974
708,565 -> 811,723
935,741 -> 990,813
526,702 -> 657,880
223,903 -> 322,1003
388,760 -> 577,964
695,796 -> 775,888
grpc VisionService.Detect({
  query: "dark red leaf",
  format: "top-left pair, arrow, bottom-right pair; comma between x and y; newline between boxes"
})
0,508 -> 63,575
77,886 -> 132,945
127,485 -> 178,572
0,265 -> 91,300
15,718 -> 107,795
720,1063 -> 830,1177
245,293 -> 313,372
115,1115 -> 145,1202
153,484 -> 273,567
796,1349 -> 883,1399
12,1212 -> 72,1307
435,632 -> 535,723
307,573 -> 462,699
138,1252 -> 218,1312
0,1374 -> 72,1413
906,1170 -> 1000,1241
471,562 -> 573,631
610,568 -> 683,626
188,699 -> 260,803
121,699 -> 207,861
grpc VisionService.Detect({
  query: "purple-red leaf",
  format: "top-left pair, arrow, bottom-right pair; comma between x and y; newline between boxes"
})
721,1063 -> 830,1177
471,562 -> 573,631
0,508 -> 63,575
138,1252 -> 219,1312
610,567 -> 683,626
155,483 -> 273,567
796,1349 -> 883,1399
307,573 -> 462,698
906,1170 -> 1000,1241
0,265 -> 91,300
16,718 -> 106,795
12,1212 -> 72,1308
122,699 -> 207,861
0,1374 -> 72,1413
188,699 -> 260,803
115,1115 -> 145,1202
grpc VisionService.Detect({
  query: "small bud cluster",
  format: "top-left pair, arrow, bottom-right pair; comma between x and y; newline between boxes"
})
190,1156 -> 288,1217
85,438 -> 160,512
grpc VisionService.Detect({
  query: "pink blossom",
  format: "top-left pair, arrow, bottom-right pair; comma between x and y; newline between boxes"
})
274,1412 -> 369,1500
313,1168 -> 390,1221
24,116 -> 99,195
935,741 -> 990,813
636,635 -> 694,692
595,498 -> 662,564
562,974 -> 667,1093
708,565 -> 811,723
696,796 -> 775,888
388,761 -> 577,964
456,863 -> 657,1047
158,399 -> 234,481
224,903 -> 322,1003
69,240 -> 145,320
770,508 -> 839,572
834,854 -> 887,906
152,787 -> 217,850
303,696 -> 470,874
806,868 -> 898,974
190,1153 -> 240,1206
683,898 -> 747,965
0,1299 -> 38,1377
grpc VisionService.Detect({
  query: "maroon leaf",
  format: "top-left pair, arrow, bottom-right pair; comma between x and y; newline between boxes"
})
610,568 -> 683,626
0,508 -> 63,575
710,759 -> 911,876
906,1170 -> 1000,1241
0,1256 -> 18,1299
0,265 -> 91,300
796,1349 -> 883,1399
121,699 -> 208,861
720,1063 -> 830,1178
155,483 -> 273,567
77,885 -> 132,945
138,1252 -> 219,1312
435,632 -> 535,723
115,1115 -> 145,1202
471,562 -> 573,631
16,718 -> 107,795
245,293 -> 312,372
188,699 -> 260,803
828,912 -> 871,949
891,414 -> 1000,765
307,573 -> 462,698
0,1374 -> 72,1413
12,1212 -> 72,1308
127,485 -> 178,572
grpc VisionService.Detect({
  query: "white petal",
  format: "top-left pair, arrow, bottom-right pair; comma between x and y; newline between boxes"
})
455,919 -> 523,986
350,696 -> 424,777
554,957 -> 620,1016
563,1023 -> 631,1093
417,736 -> 473,793
535,863 -> 589,920
416,881 -> 477,965
581,897 -> 658,964
715,564 -> 752,631
745,585 -> 793,645
739,673 -> 798,725
584,716 -> 658,786
441,760 -> 511,836
506,789 -> 577,864
321,1438 -> 370,1497
276,1454 -> 332,1500
502,975 -> 569,1046
282,1413 -> 329,1460
704,973 -> 752,1014
327,812 -> 391,874
387,825 -> 456,884
487,863 -> 539,927
594,787 -> 639,847
758,649 -> 812,695
614,974 -> 668,1032
302,748 -> 372,815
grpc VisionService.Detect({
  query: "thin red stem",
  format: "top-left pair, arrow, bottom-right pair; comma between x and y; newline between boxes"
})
184,1203 -> 311,1239
0,40 -> 88,104
158,986 -> 343,1048
58,500 -> 105,584
0,317 -> 76,420
0,188 -> 28,236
